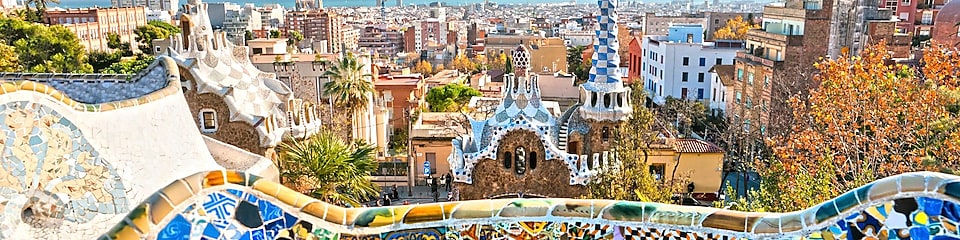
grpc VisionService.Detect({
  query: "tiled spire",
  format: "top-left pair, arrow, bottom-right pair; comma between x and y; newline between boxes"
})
586,0 -> 623,87
577,0 -> 631,122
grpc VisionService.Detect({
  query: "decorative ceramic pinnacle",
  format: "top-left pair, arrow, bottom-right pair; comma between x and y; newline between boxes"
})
587,0 -> 623,85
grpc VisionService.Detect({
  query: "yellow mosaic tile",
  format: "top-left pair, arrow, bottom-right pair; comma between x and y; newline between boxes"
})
159,181 -> 195,207
203,171 -> 227,187
300,201 -> 328,217
148,196 -> 175,225
403,204 -> 447,224
700,210 -> 749,232
751,215 -> 781,234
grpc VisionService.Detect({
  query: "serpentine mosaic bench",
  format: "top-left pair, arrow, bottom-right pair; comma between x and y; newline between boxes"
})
100,171 -> 960,240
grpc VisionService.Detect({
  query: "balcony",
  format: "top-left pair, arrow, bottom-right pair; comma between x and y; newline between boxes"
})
737,51 -> 779,68
763,6 -> 807,19
746,29 -> 804,46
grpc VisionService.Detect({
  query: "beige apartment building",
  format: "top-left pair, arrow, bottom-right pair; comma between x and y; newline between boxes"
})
484,35 -> 568,74
44,7 -> 147,53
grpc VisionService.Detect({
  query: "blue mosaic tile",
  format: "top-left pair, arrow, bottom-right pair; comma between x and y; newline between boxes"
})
258,198 -> 282,222
203,222 -> 222,239
202,192 -> 238,219
158,214 -> 192,240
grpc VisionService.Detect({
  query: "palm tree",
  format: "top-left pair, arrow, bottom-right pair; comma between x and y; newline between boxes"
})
323,54 -> 374,139
278,131 -> 381,207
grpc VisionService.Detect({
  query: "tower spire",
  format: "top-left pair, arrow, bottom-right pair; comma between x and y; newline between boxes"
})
577,0 -> 632,122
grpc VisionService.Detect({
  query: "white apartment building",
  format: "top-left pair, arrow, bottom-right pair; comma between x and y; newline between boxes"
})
560,29 -> 593,46
112,0 -> 178,14
640,24 -> 743,104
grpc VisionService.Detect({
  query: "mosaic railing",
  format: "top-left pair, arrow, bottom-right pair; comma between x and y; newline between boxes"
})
0,57 -> 182,112
100,171 -> 960,240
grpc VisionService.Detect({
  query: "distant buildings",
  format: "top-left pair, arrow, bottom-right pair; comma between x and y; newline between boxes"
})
643,12 -> 706,36
44,7 -> 147,53
484,35 -> 568,74
359,24 -> 405,57
0,0 -> 19,11
111,0 -> 177,14
284,9 -> 343,53
640,24 -> 743,104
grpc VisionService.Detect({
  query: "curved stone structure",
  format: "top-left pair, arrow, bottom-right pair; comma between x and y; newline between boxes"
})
102,171 -> 960,239
0,57 -> 276,239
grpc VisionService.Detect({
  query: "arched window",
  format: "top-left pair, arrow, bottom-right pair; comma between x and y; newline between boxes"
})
503,152 -> 512,169
529,151 -> 537,170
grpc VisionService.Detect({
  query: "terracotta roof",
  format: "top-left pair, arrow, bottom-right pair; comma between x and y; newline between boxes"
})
674,139 -> 724,153
709,65 -> 736,87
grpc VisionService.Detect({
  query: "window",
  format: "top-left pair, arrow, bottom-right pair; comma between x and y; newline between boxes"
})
713,89 -> 717,101
735,92 -> 742,103
699,57 -> 706,66
737,69 -> 744,80
199,109 -> 217,132
503,152 -> 512,169
748,73 -> 755,85
514,147 -> 526,175
901,0 -> 910,5
764,76 -> 770,86
746,97 -> 753,108
650,164 -> 666,180
682,57 -> 689,66
899,12 -> 909,20
698,72 -> 705,82
681,88 -> 689,99
716,58 -> 722,65
697,88 -> 704,99
682,72 -> 689,82
714,19 -> 720,24
922,11 -> 934,24
529,151 -> 537,170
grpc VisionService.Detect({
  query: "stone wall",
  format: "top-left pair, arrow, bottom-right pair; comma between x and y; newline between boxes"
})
583,120 -> 620,155
181,68 -> 268,156
456,130 -> 586,199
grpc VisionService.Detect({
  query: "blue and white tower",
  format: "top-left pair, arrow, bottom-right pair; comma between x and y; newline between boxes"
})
578,0 -> 632,122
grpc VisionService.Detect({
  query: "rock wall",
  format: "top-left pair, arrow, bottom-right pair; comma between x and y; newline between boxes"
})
103,171 -> 960,240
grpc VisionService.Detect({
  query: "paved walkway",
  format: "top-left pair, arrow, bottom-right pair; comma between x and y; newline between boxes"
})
364,185 -> 455,206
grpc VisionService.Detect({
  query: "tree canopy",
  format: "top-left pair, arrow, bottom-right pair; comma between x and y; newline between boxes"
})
727,42 -> 960,212
0,16 -> 92,73
424,83 -> 482,112
451,53 -> 477,74
278,131 -> 381,207
412,60 -> 434,76
135,20 -> 181,53
567,46 -> 590,83
102,55 -> 156,75
713,16 -> 760,40
586,86 -> 688,203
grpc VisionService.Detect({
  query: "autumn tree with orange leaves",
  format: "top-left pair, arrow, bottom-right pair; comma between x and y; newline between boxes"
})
713,16 -> 760,40
725,41 -> 960,212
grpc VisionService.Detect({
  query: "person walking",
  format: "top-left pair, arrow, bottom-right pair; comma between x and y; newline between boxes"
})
445,173 -> 452,191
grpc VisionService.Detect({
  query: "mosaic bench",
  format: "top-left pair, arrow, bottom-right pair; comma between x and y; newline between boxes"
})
100,171 -> 960,240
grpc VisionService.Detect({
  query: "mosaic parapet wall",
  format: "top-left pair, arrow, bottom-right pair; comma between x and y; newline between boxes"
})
103,171 -> 960,239
0,57 -> 228,238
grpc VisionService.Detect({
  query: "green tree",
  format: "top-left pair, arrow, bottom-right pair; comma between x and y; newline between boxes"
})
567,45 -> 590,83
102,55 -> 155,75
134,20 -> 180,53
0,16 -> 92,73
244,30 -> 254,42
270,30 -> 281,38
424,83 -> 482,112
106,32 -> 133,56
586,86 -> 688,203
88,51 -> 122,73
323,55 -> 375,139
0,42 -> 21,72
278,131 -> 381,207
287,30 -> 304,45
22,0 -> 59,22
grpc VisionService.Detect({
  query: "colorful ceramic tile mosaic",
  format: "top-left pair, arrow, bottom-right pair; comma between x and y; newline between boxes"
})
99,170 -> 960,240
0,101 -> 129,238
